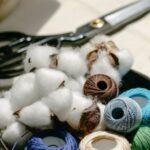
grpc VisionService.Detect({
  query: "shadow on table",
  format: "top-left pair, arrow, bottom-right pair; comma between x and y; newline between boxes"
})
0,0 -> 60,34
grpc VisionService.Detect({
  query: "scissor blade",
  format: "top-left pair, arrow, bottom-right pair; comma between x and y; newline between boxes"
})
104,0 -> 150,28
76,0 -> 150,38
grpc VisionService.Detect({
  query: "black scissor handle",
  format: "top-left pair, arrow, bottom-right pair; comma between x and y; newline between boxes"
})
0,31 -> 27,41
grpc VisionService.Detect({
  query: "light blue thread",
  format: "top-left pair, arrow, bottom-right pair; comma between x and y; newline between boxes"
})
104,97 -> 142,133
120,88 -> 150,126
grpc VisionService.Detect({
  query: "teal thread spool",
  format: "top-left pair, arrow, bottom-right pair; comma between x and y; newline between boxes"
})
120,88 -> 150,126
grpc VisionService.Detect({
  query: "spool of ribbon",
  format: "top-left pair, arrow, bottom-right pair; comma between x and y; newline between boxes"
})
24,129 -> 78,150
83,74 -> 118,104
120,88 -> 150,126
131,126 -> 150,150
104,97 -> 142,133
79,131 -> 131,150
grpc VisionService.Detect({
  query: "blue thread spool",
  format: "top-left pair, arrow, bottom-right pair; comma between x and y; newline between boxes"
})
104,96 -> 142,133
24,129 -> 78,150
120,88 -> 150,126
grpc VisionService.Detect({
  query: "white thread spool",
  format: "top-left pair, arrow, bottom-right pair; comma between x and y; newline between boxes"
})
79,131 -> 131,150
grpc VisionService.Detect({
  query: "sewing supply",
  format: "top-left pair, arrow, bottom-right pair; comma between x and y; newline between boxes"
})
83,74 -> 118,104
104,97 -> 142,133
131,126 -> 150,150
24,129 -> 78,150
79,131 -> 131,150
120,88 -> 150,126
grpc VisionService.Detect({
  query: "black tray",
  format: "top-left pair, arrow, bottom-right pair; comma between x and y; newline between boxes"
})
0,70 -> 150,150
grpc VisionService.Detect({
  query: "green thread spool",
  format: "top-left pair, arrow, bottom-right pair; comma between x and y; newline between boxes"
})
131,126 -> 150,150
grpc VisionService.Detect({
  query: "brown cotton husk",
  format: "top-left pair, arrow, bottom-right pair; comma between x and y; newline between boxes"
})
83,74 -> 118,104
108,52 -> 119,69
86,49 -> 99,71
86,41 -> 120,71
49,54 -> 58,69
79,101 -> 100,136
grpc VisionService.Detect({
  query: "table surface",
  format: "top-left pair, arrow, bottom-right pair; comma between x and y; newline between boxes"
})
0,0 -> 150,77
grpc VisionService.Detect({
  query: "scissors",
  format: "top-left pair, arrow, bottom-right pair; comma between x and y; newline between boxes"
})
0,0 -> 150,79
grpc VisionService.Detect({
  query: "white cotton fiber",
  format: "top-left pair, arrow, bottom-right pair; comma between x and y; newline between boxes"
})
57,47 -> 87,78
90,35 -> 110,45
35,68 -> 68,96
80,43 -> 95,60
67,92 -> 92,129
10,73 -> 40,111
24,45 -> 58,72
115,49 -> 133,77
45,87 -> 73,122
0,98 -> 16,129
66,78 -> 82,92
80,35 -> 110,59
1,90 -> 11,99
94,103 -> 106,131
90,51 -> 121,85
2,122 -> 31,145
77,76 -> 86,88
19,101 -> 53,128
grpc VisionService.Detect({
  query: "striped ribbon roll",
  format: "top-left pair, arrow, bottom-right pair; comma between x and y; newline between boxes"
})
79,131 -> 131,150
120,88 -> 150,126
24,129 -> 78,150
104,97 -> 142,133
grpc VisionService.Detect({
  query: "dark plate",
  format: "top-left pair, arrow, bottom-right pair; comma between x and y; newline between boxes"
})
0,69 -> 150,150
120,70 -> 150,92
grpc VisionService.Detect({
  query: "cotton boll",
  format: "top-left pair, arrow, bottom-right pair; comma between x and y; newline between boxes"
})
80,43 -> 95,60
66,78 -> 82,92
24,45 -> 58,72
80,35 -> 110,59
35,68 -> 68,96
0,98 -> 16,129
19,101 -> 53,128
67,92 -> 92,130
2,122 -> 31,145
10,73 -> 39,111
90,51 -> 121,85
1,90 -> 11,99
90,35 -> 110,45
57,48 -> 87,78
115,49 -> 133,77
77,76 -> 86,87
45,87 -> 73,122
79,102 -> 105,135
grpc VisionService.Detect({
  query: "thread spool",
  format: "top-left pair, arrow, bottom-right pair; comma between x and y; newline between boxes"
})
131,126 -> 150,150
24,129 -> 78,150
83,74 -> 118,104
79,131 -> 131,150
120,88 -> 150,126
104,97 -> 142,133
